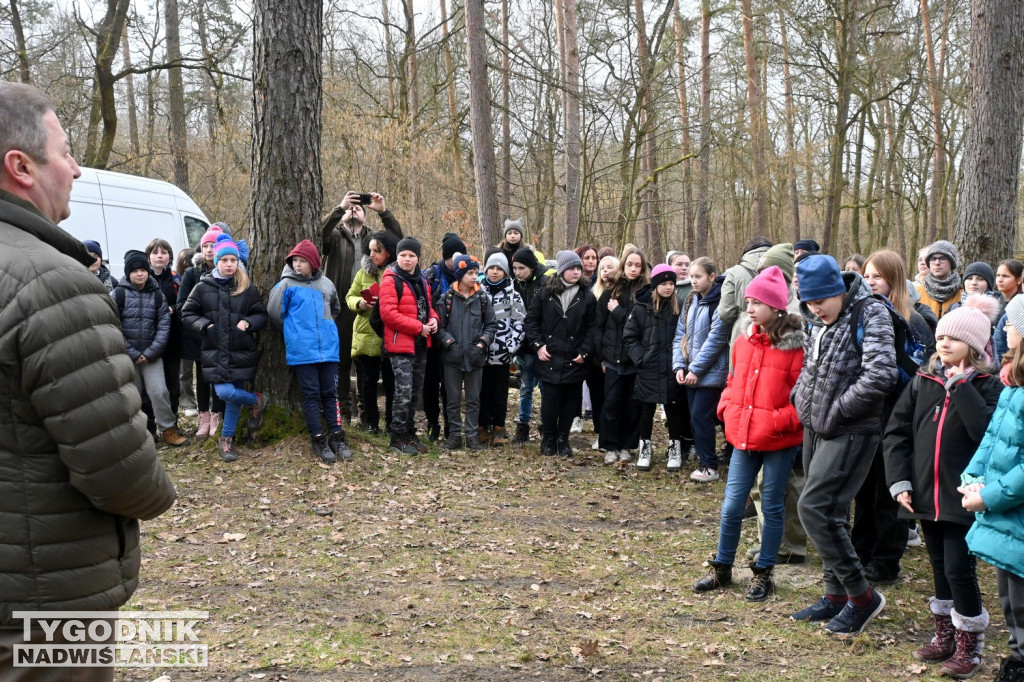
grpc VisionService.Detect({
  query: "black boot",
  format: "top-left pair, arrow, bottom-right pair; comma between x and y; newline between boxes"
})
557,436 -> 572,458
512,422 -> 530,444
311,434 -> 337,464
540,434 -> 557,456
328,431 -> 352,461
426,422 -> 441,442
994,656 -> 1024,682
745,563 -> 775,602
693,558 -> 732,592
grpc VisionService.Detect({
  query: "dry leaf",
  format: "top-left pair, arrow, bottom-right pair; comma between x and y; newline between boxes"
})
579,639 -> 599,657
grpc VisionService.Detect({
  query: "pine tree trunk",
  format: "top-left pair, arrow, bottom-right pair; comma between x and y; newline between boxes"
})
741,0 -> 767,237
500,0 -> 511,214
694,0 -> 712,258
10,0 -> 31,83
778,8 -> 800,242
120,29 -> 140,159
465,0 -> 501,247
165,0 -> 189,191
440,0 -> 464,196
952,0 -> 1024,266
674,0 -> 694,252
561,0 -> 582,248
251,0 -> 324,404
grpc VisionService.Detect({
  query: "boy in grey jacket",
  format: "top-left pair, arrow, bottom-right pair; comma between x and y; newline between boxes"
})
790,255 -> 897,638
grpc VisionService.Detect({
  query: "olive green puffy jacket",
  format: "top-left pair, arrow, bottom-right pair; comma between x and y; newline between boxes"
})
346,258 -> 386,357
0,190 -> 177,628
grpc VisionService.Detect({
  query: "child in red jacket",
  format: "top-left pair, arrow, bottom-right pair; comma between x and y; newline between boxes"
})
692,266 -> 805,601
379,237 -> 439,455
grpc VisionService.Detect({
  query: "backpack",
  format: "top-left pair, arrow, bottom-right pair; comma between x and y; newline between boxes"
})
440,287 -> 489,326
370,271 -> 429,337
848,294 -> 926,395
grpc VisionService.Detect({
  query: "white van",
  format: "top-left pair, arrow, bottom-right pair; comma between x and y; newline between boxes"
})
60,167 -> 210,273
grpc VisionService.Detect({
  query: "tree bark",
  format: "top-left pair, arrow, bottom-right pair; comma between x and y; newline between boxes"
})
165,0 -> 189,190
822,0 -> 860,254
633,0 -> 663,261
402,0 -> 418,121
121,28 -> 140,159
694,0 -> 712,258
500,0 -> 511,213
778,7 -> 800,242
252,0 -> 324,404
440,0 -> 464,196
740,0 -> 767,237
10,0 -> 32,83
921,0 -> 947,243
83,0 -> 132,168
560,0 -> 582,248
673,0 -> 694,252
464,0 -> 501,247
952,0 -> 1024,266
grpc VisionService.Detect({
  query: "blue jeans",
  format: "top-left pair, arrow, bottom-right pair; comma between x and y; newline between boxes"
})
213,381 -> 258,437
517,353 -> 543,424
715,446 -> 798,568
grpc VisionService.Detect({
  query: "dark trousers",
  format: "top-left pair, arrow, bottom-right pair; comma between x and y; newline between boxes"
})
852,445 -> 908,577
355,354 -> 395,431
687,386 -> 723,469
162,348 -> 181,414
585,363 -> 606,433
479,364 -> 511,429
336,308 -> 356,419
998,568 -> 1024,659
637,391 -> 688,441
293,362 -> 343,436
920,520 -> 983,617
540,381 -> 583,440
196,373 -> 226,414
0,618 -> 115,681
423,344 -> 448,432
599,368 -> 640,450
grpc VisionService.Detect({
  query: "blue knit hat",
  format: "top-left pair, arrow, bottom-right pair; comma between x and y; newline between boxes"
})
213,233 -> 240,263
797,254 -> 846,301
82,239 -> 103,258
453,253 -> 480,275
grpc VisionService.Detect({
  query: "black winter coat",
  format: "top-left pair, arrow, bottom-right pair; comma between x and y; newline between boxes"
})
176,256 -> 214,361
623,286 -> 678,404
514,272 -> 547,356
524,277 -> 598,385
180,272 -> 268,383
437,284 -> 498,372
151,267 -> 182,358
882,364 -> 1003,525
596,279 -> 644,373
112,276 -> 169,362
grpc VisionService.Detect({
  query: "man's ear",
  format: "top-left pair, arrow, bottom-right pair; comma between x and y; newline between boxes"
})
2,149 -> 36,190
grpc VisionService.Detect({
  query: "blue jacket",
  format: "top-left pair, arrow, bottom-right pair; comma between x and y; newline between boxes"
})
112,275 -> 169,362
672,276 -> 728,388
962,384 -> 1024,578
268,264 -> 342,365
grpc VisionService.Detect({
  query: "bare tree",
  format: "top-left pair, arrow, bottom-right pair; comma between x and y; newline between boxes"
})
464,0 -> 500,246
165,0 -> 189,190
10,0 -> 31,83
740,0 -> 768,236
694,0 -> 712,258
560,0 -> 581,247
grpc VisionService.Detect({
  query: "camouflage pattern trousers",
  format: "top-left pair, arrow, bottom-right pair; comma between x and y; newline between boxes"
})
390,352 -> 427,438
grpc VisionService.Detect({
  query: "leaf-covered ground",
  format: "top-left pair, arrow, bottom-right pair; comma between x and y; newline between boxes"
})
118,412 -> 1005,681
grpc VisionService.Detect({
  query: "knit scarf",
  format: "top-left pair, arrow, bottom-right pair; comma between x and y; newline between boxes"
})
558,282 -> 579,312
924,271 -> 962,304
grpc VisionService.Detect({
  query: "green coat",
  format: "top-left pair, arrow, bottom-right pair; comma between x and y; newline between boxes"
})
0,190 -> 177,626
346,257 -> 386,357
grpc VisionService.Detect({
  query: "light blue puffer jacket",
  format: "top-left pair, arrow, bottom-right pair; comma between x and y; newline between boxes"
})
268,264 -> 342,365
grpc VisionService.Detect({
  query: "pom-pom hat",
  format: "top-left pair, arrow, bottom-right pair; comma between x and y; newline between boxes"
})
936,294 -> 1000,360
745,266 -> 790,311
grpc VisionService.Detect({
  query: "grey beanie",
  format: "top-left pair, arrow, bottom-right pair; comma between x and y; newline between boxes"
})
926,240 -> 961,270
504,218 -> 525,239
963,261 -> 995,291
485,251 -> 510,277
555,250 -> 583,276
1006,295 -> 1024,338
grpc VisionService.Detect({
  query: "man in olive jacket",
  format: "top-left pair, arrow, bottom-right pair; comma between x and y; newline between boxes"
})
0,82 -> 177,680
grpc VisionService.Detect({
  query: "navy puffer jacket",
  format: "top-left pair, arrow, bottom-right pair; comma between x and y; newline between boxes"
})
180,272 -> 268,383
112,276 -> 169,361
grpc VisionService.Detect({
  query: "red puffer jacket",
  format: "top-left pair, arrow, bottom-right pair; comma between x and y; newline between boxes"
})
717,323 -> 805,452
379,265 -> 439,354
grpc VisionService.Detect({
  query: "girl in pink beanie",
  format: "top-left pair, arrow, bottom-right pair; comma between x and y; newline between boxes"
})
693,265 -> 806,601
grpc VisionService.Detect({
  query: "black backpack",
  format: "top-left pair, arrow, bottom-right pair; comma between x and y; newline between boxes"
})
368,286 -> 398,338
848,294 -> 926,396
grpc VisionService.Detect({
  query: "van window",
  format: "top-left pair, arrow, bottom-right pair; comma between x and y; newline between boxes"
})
185,216 -> 209,249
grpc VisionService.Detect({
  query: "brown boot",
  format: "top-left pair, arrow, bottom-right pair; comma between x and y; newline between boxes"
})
491,426 -> 508,446
914,599 -> 955,662
477,425 -> 491,444
940,609 -> 988,679
161,427 -> 188,447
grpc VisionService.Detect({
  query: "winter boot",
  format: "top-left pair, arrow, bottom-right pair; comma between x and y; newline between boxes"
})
557,437 -> 573,458
247,392 -> 268,431
311,434 -> 337,464
993,656 -> 1024,682
441,434 -> 464,451
491,426 -> 508,446
408,432 -> 429,453
217,436 -> 238,462
666,440 -> 682,471
540,434 -> 557,456
745,563 -> 775,602
426,422 -> 442,442
328,431 -> 353,461
512,422 -> 530,444
914,599 -> 955,662
209,412 -> 222,437
477,425 -> 491,445
196,411 -> 212,440
636,440 -> 653,471
161,427 -> 188,447
693,557 -> 732,592
940,609 -> 988,679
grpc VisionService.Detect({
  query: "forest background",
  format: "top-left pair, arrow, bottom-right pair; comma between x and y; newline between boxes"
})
2,0 -> 1023,267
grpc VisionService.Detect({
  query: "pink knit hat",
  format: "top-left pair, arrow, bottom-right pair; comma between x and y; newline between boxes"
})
936,294 -> 1000,360
650,263 -> 676,287
200,226 -> 224,247
744,265 -> 789,311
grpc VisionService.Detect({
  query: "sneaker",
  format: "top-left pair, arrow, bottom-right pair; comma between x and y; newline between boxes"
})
636,440 -> 652,471
907,525 -> 923,548
409,433 -> 429,453
161,427 -> 187,447
690,466 -> 719,482
825,591 -> 886,638
247,392 -> 268,431
466,437 -> 488,451
441,435 -> 463,451
604,450 -> 619,465
618,449 -> 632,463
864,565 -> 900,586
217,436 -> 238,462
591,437 -> 602,451
570,417 -> 583,433
426,422 -> 442,442
328,432 -> 352,462
182,408 -> 199,418
311,434 -> 337,464
791,595 -> 847,622
666,441 -> 682,471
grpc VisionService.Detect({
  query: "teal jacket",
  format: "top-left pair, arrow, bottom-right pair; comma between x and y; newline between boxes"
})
962,384 -> 1024,578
